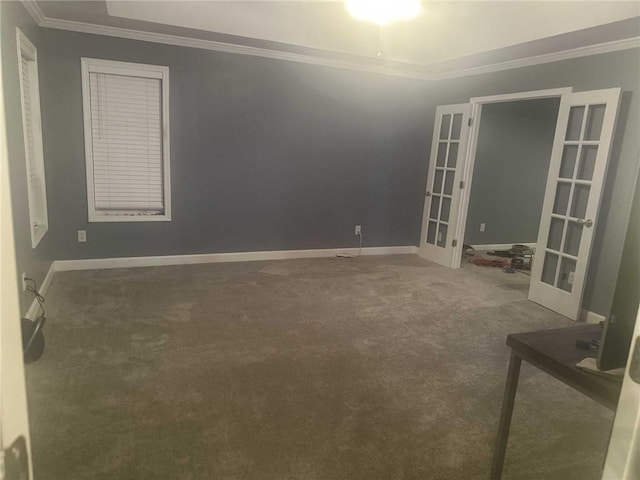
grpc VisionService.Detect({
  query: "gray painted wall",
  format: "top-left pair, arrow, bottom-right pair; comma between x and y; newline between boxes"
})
1,1 -> 54,316
36,28 -> 430,260
464,98 -> 559,246
3,0 -> 639,318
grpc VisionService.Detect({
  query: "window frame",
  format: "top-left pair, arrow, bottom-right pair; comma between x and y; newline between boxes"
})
17,28 -> 48,248
80,58 -> 171,222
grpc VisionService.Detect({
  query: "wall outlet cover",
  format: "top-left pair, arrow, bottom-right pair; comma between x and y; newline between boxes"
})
355,225 -> 361,235
77,230 -> 87,242
480,223 -> 486,232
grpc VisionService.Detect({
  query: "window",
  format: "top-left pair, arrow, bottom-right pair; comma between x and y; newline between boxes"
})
17,29 -> 48,247
81,58 -> 170,222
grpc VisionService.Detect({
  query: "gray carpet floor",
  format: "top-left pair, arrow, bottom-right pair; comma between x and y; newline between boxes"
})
25,255 -> 613,480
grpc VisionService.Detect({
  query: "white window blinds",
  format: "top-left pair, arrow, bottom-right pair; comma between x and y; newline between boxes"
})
89,72 -> 164,212
82,58 -> 170,222
22,55 -> 41,210
17,29 -> 48,248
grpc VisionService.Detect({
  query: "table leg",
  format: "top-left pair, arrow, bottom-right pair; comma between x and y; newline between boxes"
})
490,351 -> 522,480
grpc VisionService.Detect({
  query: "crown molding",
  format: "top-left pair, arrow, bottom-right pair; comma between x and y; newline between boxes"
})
430,36 -> 640,80
20,0 -> 430,79
21,0 -> 45,24
21,0 -> 640,81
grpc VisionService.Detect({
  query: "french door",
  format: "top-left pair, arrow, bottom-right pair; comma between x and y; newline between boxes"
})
419,104 -> 471,267
529,89 -> 621,320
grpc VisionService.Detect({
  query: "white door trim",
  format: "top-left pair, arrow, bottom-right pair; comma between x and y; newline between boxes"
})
468,87 -> 574,105
452,87 -> 573,268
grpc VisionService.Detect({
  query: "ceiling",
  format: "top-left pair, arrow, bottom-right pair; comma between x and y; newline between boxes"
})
32,1 -> 640,76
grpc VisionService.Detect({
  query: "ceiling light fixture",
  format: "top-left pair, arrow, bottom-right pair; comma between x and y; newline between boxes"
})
345,0 -> 422,25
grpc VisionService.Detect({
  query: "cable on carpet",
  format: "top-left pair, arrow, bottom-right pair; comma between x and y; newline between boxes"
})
335,230 -> 363,258
22,277 -> 47,364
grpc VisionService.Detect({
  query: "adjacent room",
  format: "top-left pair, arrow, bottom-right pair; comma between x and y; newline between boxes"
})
463,98 -> 559,269
2,1 -> 639,480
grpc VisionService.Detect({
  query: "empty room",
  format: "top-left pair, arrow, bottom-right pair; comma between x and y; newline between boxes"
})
2,1 -> 640,480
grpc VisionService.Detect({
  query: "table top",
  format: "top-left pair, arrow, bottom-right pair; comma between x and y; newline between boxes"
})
507,324 -> 622,410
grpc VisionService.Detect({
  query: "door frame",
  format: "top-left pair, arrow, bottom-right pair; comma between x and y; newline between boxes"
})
0,5 -> 34,476
451,87 -> 573,269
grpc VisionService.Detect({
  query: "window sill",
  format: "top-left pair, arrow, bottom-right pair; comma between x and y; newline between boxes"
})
88,213 -> 171,223
31,224 -> 48,248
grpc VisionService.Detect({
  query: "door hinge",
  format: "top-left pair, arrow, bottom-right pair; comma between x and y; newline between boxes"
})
459,180 -> 465,189
452,239 -> 458,247
468,118 -> 473,127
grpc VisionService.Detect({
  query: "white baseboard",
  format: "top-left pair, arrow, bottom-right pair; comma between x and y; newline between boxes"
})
54,246 -> 419,272
470,243 -> 536,252
580,309 -> 607,325
25,261 -> 56,320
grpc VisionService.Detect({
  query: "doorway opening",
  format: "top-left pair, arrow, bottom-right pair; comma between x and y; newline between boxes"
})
462,97 -> 561,286
452,88 -> 572,268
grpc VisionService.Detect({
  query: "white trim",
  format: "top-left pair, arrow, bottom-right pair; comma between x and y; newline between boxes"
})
81,58 -> 167,78
20,1 -> 640,80
16,28 -> 49,248
453,88 -> 572,269
54,246 -> 418,272
25,247 -> 417,316
580,309 -> 607,325
81,58 -> 171,222
469,88 -> 573,105
25,262 -> 55,320
21,0 -> 44,24
470,243 -> 536,252
29,5 -> 424,79
429,37 -> 640,80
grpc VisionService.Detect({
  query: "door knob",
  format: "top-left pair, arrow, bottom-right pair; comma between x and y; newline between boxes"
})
425,191 -> 431,197
576,218 -> 593,228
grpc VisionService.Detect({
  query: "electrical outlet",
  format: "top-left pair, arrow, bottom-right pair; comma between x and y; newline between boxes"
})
355,225 -> 361,235
21,272 -> 27,291
480,223 -> 486,232
77,230 -> 87,242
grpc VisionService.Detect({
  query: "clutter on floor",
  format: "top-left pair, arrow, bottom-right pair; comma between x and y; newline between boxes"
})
468,244 -> 534,273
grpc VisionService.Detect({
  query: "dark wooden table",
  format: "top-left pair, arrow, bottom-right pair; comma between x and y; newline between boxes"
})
490,324 -> 623,480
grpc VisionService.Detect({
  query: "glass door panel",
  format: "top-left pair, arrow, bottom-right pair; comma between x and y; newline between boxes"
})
530,88 -> 621,319
440,114 -> 451,139
584,104 -> 606,140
